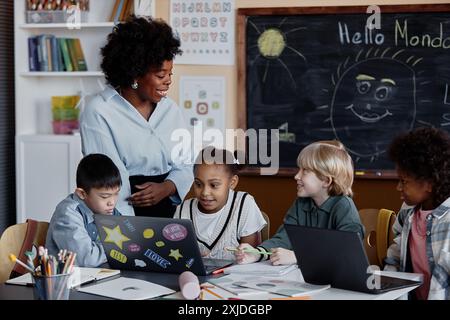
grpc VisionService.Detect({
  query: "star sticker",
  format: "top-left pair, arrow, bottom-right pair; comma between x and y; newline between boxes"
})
103,225 -> 130,250
169,249 -> 183,261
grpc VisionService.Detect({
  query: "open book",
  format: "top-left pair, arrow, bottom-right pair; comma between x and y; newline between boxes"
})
236,277 -> 330,297
5,267 -> 120,288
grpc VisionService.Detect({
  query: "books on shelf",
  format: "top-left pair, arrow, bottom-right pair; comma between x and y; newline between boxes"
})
28,35 -> 88,72
6,267 -> 120,288
110,0 -> 134,22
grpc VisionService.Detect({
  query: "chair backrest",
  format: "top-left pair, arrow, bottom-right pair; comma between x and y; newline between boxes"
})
260,211 -> 271,242
358,208 -> 396,267
0,220 -> 49,283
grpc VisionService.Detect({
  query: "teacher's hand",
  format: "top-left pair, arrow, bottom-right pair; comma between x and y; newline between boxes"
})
128,180 -> 176,207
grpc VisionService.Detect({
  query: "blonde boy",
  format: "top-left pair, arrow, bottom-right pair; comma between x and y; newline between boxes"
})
236,140 -> 364,265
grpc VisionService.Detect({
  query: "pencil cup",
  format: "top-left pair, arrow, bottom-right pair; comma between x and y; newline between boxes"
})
32,272 -> 73,300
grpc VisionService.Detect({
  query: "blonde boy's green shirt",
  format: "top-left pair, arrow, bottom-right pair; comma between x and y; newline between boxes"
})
259,196 -> 365,251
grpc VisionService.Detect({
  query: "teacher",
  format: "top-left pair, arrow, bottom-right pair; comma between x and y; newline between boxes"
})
79,16 -> 193,217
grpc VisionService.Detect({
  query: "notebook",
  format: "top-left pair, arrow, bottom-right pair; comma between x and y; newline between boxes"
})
223,260 -> 298,276
5,267 -> 120,288
94,215 -> 233,276
285,225 -> 423,294
77,277 -> 175,300
235,277 -> 330,297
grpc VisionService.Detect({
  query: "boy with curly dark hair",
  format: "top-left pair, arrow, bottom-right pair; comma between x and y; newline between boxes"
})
80,16 -> 193,218
385,127 -> 450,300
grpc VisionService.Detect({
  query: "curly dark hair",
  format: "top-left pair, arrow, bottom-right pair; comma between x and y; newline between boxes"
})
101,15 -> 182,88
388,127 -> 450,207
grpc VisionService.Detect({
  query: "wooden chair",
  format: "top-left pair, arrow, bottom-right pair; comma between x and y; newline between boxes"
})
260,211 -> 271,242
358,208 -> 396,268
0,220 -> 49,283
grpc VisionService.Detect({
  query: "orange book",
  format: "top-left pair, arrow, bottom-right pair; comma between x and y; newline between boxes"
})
120,0 -> 131,22
109,0 -> 120,22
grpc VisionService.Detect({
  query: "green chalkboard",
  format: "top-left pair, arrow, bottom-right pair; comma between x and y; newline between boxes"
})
237,5 -> 450,177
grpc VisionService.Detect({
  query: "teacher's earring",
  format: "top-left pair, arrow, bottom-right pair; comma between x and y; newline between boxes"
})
131,81 -> 139,89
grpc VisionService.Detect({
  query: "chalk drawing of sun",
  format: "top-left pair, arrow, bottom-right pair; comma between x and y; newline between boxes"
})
246,18 -> 307,103
320,47 -> 429,162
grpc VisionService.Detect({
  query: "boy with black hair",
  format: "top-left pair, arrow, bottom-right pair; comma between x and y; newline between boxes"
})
46,153 -> 122,267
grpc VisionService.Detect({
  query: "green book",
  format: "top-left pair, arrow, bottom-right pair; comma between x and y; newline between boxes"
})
69,38 -> 87,71
58,38 -> 73,72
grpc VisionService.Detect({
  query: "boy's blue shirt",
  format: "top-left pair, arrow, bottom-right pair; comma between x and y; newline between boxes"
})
45,193 -> 121,267
259,195 -> 365,250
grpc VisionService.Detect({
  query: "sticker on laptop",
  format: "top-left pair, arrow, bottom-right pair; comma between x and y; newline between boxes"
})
110,249 -> 127,263
162,223 -> 188,241
144,249 -> 171,269
128,243 -> 141,252
155,241 -> 165,247
185,258 -> 195,268
143,228 -> 155,239
134,259 -> 146,268
123,219 -> 136,232
169,249 -> 183,261
103,225 -> 130,250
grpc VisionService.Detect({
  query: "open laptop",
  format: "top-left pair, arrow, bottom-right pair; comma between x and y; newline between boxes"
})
285,224 -> 422,294
94,215 -> 233,276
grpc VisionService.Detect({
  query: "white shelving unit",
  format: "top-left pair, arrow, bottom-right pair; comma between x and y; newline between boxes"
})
14,0 -> 117,222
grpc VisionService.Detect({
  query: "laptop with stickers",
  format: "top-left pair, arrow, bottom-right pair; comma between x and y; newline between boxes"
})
94,215 -> 234,276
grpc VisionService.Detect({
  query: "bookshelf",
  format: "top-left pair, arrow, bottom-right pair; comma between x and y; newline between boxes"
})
14,0 -> 117,223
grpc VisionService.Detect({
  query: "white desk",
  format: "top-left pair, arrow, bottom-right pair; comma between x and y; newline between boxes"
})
196,264 -> 422,301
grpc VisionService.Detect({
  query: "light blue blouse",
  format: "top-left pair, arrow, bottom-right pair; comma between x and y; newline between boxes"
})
79,86 -> 194,216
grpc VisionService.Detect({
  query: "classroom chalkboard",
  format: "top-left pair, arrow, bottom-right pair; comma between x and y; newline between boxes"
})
237,5 -> 450,177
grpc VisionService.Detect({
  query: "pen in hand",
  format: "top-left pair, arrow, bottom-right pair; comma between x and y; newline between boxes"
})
225,247 -> 273,255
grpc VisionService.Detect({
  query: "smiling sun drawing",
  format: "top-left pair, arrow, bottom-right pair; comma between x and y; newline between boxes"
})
327,47 -> 425,162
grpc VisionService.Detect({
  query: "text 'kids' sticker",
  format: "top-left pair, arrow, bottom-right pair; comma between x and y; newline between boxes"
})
144,249 -> 171,269
110,249 -> 127,263
162,223 -> 188,241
